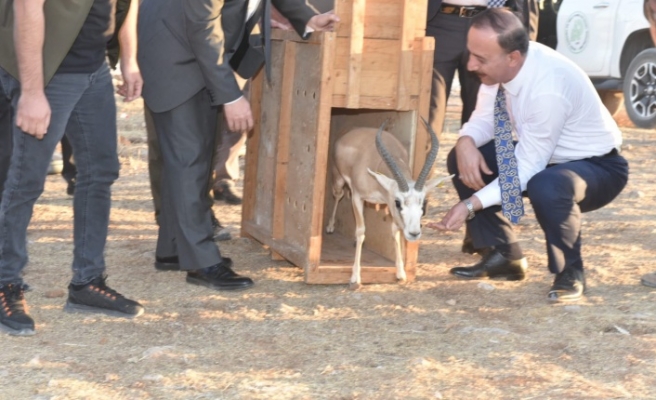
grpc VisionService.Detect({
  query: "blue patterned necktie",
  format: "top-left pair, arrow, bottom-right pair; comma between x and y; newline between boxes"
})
494,87 -> 524,224
488,0 -> 506,8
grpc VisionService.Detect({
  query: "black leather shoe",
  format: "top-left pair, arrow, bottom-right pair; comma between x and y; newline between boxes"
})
211,215 -> 232,241
186,258 -> 254,291
450,250 -> 528,281
213,182 -> 242,205
548,268 -> 585,303
66,178 -> 75,196
155,255 -> 180,271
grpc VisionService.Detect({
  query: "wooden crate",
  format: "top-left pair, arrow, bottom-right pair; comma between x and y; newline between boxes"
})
241,0 -> 433,284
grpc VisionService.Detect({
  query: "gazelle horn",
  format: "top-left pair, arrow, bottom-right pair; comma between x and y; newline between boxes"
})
414,117 -> 439,191
375,121 -> 410,193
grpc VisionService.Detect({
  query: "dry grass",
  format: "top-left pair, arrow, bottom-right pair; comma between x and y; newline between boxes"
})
1,93 -> 655,400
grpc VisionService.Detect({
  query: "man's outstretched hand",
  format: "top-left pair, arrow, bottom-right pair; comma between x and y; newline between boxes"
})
307,11 -> 340,32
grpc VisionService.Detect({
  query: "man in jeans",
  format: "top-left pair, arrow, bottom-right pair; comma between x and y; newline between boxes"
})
0,0 -> 144,336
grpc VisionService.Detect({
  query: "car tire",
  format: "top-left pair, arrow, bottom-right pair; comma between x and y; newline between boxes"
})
598,90 -> 623,117
623,48 -> 656,129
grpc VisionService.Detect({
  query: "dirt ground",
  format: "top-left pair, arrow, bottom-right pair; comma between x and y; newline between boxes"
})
1,88 -> 655,400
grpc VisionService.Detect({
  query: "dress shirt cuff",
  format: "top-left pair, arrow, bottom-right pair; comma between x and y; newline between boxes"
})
474,178 -> 502,209
303,26 -> 314,38
224,95 -> 244,105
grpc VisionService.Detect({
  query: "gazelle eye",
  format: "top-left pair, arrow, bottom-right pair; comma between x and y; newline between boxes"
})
422,199 -> 428,216
394,199 -> 401,209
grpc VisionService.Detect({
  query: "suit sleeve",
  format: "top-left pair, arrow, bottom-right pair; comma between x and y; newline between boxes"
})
272,0 -> 317,38
183,0 -> 241,106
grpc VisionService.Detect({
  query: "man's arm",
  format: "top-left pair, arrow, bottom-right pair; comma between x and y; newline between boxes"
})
117,0 -> 143,102
14,0 -> 50,138
272,0 -> 339,37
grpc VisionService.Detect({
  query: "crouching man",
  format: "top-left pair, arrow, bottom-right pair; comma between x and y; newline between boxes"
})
428,9 -> 628,303
0,0 -> 144,336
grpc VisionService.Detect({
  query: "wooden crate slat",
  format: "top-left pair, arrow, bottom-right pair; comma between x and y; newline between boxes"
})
272,41 -> 296,240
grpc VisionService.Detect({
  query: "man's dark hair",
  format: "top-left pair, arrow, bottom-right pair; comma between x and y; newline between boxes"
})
471,8 -> 529,56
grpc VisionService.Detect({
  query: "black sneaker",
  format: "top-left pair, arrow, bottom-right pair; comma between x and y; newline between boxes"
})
64,276 -> 144,318
0,283 -> 36,336
548,268 -> 586,303
186,258 -> 254,291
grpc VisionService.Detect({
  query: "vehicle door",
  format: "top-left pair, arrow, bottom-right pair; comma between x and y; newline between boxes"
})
556,0 -> 621,76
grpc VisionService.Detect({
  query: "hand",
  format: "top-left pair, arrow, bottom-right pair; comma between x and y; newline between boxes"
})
271,6 -> 292,30
117,59 -> 143,102
456,136 -> 493,190
16,90 -> 51,139
223,96 -> 253,133
307,11 -> 340,32
426,202 -> 469,231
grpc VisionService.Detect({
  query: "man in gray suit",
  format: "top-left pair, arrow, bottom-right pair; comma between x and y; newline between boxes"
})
138,0 -> 338,291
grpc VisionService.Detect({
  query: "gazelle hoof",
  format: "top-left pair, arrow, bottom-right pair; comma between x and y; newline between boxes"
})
348,282 -> 362,290
326,225 -> 335,234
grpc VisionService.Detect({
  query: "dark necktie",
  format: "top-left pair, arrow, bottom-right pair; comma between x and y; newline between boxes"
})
494,87 -> 524,224
488,0 -> 506,8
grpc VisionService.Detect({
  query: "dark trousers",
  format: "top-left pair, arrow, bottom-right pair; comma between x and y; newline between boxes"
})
426,12 -> 481,134
447,141 -> 629,274
61,134 -> 77,184
149,89 -> 223,270
0,78 -> 11,201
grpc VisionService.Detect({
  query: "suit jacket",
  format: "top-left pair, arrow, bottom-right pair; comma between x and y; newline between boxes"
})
138,0 -> 315,113
427,0 -> 539,41
0,0 -> 94,85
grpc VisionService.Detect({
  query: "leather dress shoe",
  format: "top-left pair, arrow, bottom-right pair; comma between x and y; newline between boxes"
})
66,178 -> 75,196
641,272 -> 656,288
548,268 -> 585,303
211,215 -> 232,241
213,182 -> 242,205
186,258 -> 254,291
450,250 -> 528,281
155,255 -> 180,271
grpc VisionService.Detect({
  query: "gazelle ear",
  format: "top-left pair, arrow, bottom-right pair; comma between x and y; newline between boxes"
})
424,174 -> 455,191
368,168 -> 397,192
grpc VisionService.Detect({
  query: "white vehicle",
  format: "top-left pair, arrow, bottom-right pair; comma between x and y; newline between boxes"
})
540,0 -> 656,127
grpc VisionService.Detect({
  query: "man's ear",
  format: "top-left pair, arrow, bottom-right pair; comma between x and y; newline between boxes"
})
508,49 -> 522,67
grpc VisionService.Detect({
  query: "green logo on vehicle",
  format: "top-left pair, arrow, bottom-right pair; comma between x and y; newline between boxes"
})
566,13 -> 588,54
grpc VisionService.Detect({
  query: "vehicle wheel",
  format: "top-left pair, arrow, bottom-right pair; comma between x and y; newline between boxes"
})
623,48 -> 656,129
598,90 -> 623,116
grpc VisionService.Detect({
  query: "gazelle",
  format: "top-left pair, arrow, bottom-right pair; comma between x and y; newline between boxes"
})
326,118 -> 452,288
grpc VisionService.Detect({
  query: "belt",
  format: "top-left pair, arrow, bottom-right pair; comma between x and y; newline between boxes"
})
439,4 -> 487,18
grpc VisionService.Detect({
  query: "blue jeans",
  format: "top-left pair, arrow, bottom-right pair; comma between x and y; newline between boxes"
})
0,64 -> 119,285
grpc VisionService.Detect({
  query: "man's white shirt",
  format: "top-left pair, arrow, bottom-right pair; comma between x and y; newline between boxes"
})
460,42 -> 622,209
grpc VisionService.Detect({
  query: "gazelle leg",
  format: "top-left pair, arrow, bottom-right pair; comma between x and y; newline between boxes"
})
326,173 -> 346,234
349,196 -> 366,290
392,225 -> 406,282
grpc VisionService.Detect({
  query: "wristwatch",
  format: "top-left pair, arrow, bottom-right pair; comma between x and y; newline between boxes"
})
463,199 -> 475,221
